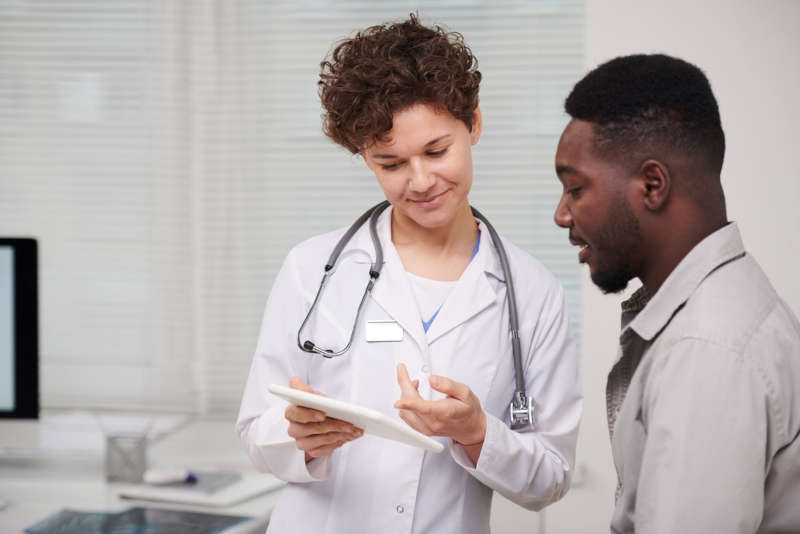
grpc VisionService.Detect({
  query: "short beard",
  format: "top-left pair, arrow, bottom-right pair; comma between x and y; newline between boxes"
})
590,195 -> 641,294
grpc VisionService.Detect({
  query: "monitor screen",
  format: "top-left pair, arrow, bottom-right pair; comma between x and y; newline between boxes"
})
0,246 -> 13,411
0,238 -> 38,419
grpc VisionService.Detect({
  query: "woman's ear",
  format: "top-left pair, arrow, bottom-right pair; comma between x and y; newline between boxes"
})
638,159 -> 671,211
470,107 -> 483,145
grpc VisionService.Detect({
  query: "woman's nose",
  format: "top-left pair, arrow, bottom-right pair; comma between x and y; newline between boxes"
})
407,160 -> 435,192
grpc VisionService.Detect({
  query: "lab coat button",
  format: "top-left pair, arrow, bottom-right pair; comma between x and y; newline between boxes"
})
396,504 -> 405,514
421,365 -> 430,374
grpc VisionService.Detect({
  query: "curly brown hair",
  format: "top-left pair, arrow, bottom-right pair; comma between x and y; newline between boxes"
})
318,13 -> 482,154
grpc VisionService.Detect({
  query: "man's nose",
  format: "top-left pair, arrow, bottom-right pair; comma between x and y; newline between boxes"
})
553,194 -> 572,228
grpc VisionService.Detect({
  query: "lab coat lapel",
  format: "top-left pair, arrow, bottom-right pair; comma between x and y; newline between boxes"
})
424,222 -> 502,344
370,248 -> 428,353
351,206 -> 428,353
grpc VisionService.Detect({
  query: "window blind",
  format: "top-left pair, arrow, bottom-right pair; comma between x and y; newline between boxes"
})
0,1 -> 197,411
0,1 -> 583,414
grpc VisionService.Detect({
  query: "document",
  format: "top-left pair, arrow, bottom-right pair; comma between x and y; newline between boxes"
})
115,472 -> 284,507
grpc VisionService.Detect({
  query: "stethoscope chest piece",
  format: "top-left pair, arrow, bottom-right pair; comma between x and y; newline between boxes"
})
510,391 -> 535,429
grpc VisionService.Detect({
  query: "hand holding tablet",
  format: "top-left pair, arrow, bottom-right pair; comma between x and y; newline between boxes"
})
280,378 -> 364,461
269,382 -> 444,454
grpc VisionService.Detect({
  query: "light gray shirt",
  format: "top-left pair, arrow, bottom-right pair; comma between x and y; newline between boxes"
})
607,223 -> 800,533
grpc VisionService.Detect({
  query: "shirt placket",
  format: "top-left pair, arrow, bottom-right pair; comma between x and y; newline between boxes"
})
606,329 -> 646,501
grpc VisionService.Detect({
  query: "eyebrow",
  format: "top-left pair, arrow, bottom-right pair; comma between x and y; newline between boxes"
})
555,164 -> 578,177
370,134 -> 452,160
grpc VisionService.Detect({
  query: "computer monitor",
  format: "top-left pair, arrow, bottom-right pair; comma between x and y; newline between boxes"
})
0,238 -> 38,419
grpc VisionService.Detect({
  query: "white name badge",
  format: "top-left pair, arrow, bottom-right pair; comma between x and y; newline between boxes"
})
365,320 -> 404,342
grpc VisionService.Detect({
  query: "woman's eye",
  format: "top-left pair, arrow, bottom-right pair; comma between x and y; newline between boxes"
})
427,148 -> 448,157
380,162 -> 401,171
567,187 -> 582,198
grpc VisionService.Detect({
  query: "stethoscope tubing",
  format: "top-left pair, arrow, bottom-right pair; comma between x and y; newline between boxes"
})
296,201 -> 533,428
469,206 -> 525,396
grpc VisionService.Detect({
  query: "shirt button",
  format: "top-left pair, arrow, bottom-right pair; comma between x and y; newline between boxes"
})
421,365 -> 430,374
396,504 -> 405,514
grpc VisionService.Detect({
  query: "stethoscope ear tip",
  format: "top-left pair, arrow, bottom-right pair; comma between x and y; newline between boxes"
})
301,340 -> 337,359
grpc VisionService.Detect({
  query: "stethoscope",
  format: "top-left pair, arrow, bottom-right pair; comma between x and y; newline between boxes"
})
296,200 -> 535,429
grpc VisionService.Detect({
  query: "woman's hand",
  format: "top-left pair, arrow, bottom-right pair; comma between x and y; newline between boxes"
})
393,363 -> 487,464
284,377 -> 364,463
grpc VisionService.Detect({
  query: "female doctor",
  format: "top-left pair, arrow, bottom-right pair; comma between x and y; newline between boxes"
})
236,14 -> 581,534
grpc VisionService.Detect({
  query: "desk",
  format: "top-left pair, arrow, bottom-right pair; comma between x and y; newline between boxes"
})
0,416 -> 281,533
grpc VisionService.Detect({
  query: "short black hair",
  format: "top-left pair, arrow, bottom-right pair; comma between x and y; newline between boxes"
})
565,54 -> 725,174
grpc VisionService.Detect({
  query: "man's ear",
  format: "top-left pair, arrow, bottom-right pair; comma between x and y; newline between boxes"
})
469,107 -> 483,145
637,159 -> 671,211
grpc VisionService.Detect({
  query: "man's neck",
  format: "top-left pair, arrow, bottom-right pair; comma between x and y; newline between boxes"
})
640,214 -> 728,294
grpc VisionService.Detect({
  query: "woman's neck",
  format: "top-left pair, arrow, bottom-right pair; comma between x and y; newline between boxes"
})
391,202 -> 479,281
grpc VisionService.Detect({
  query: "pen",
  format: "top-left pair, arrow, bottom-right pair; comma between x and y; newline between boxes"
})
143,468 -> 198,485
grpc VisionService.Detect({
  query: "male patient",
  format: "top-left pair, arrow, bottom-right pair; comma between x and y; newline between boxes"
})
553,54 -> 800,533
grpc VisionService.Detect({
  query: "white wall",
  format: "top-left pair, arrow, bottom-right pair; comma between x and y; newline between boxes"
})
493,1 -> 800,532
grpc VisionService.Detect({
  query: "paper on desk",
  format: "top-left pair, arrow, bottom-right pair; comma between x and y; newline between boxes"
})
116,473 -> 285,508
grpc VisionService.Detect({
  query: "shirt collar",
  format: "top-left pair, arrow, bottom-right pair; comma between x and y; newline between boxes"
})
623,222 -> 746,341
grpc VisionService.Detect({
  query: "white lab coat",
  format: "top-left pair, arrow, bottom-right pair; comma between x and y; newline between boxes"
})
236,206 -> 582,534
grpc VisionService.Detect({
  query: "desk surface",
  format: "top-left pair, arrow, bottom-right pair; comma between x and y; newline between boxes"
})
0,416 -> 281,534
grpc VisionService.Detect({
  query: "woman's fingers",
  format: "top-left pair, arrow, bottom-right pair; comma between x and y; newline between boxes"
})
289,376 -> 323,396
295,430 -> 361,454
307,440 -> 347,459
287,418 -> 362,439
283,378 -> 365,459
396,363 -> 423,400
429,374 -> 471,402
397,407 -> 435,435
285,377 -> 329,424
285,404 -> 326,424
394,369 -> 486,444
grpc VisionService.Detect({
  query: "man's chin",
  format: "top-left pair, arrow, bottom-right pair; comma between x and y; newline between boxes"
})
590,269 -> 631,294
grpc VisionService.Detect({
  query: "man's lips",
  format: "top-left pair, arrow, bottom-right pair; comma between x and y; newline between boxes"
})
569,234 -> 591,263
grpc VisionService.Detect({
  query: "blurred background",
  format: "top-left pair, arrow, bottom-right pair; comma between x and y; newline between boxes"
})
1,1 -> 798,532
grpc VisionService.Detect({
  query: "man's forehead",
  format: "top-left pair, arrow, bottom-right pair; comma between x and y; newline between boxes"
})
559,119 -> 596,148
555,119 -> 633,183
556,120 -> 592,172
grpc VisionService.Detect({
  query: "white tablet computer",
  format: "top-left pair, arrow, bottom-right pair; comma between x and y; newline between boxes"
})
267,384 -> 444,453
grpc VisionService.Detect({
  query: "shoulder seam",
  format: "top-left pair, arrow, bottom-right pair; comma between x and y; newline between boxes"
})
655,299 -> 785,443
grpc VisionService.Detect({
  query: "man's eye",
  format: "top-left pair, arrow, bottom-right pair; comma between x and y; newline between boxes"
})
380,162 -> 401,171
427,148 -> 448,157
567,187 -> 582,198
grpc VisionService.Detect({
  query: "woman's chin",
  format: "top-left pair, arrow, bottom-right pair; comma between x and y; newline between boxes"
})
398,197 -> 472,230
401,207 -> 457,230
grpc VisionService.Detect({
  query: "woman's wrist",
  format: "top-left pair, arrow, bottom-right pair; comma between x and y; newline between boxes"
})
457,417 -> 486,466
456,435 -> 485,447
455,412 -> 487,447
